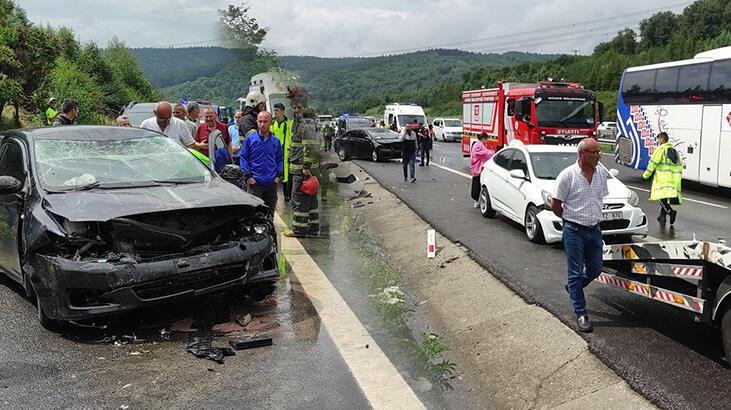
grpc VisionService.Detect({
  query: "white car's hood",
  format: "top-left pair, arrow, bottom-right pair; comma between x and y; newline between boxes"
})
531,176 -> 631,202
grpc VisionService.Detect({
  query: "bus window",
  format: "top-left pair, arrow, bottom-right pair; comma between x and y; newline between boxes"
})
654,67 -> 680,104
621,70 -> 655,104
708,59 -> 731,103
677,63 -> 710,103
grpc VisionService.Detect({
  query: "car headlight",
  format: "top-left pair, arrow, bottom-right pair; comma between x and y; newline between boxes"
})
253,224 -> 269,235
628,190 -> 639,207
541,190 -> 553,208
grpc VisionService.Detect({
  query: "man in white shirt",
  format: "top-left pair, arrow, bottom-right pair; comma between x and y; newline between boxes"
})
551,138 -> 608,333
140,101 -> 205,150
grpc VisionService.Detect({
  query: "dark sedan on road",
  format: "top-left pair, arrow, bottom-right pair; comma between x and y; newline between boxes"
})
0,126 -> 278,328
335,128 -> 402,162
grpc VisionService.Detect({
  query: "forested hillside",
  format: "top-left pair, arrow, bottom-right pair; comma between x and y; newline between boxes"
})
132,47 -> 556,112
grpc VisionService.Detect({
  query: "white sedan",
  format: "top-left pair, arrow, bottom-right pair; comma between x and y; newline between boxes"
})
478,144 -> 648,244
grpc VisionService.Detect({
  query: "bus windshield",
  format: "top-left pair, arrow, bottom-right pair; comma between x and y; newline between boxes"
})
535,99 -> 594,128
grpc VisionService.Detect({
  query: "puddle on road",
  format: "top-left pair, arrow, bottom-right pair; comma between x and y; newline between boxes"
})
282,190 -> 460,408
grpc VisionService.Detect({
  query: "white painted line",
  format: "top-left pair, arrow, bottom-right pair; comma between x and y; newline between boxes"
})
274,214 -> 424,410
430,163 -> 471,179
626,185 -> 728,209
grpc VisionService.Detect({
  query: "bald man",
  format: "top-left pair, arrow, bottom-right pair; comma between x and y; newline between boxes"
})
140,101 -> 200,149
239,111 -> 283,214
551,138 -> 608,333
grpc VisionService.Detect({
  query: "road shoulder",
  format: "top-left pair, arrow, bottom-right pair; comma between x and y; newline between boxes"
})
343,163 -> 654,408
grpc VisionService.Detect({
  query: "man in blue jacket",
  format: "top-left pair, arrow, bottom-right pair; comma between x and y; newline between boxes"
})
240,111 -> 284,214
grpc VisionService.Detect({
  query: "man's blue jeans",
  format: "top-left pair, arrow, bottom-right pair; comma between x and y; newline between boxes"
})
562,220 -> 603,316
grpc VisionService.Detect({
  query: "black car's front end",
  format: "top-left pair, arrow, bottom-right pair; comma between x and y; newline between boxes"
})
374,139 -> 403,160
26,204 -> 277,322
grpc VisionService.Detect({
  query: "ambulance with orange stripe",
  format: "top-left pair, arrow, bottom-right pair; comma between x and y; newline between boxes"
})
461,81 -> 603,156
601,240 -> 731,359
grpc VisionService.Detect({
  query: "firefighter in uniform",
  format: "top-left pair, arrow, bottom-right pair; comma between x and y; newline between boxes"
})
284,87 -> 321,238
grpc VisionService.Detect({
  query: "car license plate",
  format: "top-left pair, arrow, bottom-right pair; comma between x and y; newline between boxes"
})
602,211 -> 622,221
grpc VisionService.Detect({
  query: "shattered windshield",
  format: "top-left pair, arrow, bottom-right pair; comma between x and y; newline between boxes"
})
367,128 -> 400,139
535,98 -> 595,128
34,136 -> 212,191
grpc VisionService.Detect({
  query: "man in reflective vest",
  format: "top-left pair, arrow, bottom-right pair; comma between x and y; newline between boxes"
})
45,98 -> 58,125
271,103 -> 293,202
284,87 -> 321,238
643,132 -> 683,225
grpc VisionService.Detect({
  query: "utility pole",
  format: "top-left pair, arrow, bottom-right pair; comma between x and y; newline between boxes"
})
571,49 -> 579,56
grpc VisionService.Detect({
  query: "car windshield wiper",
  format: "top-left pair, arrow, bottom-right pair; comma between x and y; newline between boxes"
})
150,178 -> 204,185
72,181 -> 102,191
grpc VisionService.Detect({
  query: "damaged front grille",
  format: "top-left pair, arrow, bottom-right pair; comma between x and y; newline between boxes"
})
132,263 -> 248,300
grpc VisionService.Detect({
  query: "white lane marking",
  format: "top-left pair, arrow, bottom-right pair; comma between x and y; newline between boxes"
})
275,214 -> 424,409
430,163 -> 471,179
626,185 -> 728,209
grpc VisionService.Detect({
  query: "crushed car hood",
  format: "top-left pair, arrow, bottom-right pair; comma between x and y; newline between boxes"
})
42,178 -> 264,222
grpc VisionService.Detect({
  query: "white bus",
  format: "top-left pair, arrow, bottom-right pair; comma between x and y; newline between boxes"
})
615,46 -> 731,188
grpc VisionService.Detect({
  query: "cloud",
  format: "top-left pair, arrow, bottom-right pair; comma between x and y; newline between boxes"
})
19,0 -> 691,55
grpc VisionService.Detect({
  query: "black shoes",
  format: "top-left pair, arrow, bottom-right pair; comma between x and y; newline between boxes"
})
669,210 -> 677,225
577,315 -> 593,333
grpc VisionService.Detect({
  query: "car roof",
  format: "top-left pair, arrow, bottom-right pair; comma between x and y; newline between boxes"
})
8,125 -> 163,141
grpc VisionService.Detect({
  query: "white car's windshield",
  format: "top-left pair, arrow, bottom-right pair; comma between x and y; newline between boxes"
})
444,119 -> 462,127
34,135 -> 212,191
530,152 -> 578,180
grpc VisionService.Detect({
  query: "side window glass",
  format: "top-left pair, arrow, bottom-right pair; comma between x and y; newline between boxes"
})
621,70 -> 656,104
677,63 -> 710,103
708,59 -> 731,102
507,99 -> 515,116
654,67 -> 679,104
493,149 -> 514,169
509,151 -> 528,173
0,142 -> 25,182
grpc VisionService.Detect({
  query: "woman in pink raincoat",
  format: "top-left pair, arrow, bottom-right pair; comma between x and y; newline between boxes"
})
470,133 -> 494,207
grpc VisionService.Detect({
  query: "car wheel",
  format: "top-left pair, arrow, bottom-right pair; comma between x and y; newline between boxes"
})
36,291 -> 62,331
337,147 -> 349,161
525,205 -> 546,244
722,305 -> 731,363
371,148 -> 380,162
479,186 -> 496,218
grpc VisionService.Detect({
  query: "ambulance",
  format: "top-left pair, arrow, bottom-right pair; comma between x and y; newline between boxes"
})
461,81 -> 603,156
384,103 -> 427,132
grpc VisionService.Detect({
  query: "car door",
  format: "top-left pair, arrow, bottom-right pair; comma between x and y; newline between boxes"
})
503,150 -> 531,222
0,139 -> 27,281
337,130 -> 354,157
485,149 -> 515,214
351,131 -> 370,158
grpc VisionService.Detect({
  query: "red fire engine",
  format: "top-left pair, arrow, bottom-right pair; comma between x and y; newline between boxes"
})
461,81 -> 603,156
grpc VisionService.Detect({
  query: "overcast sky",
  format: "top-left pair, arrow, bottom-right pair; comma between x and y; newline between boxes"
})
19,0 -> 692,57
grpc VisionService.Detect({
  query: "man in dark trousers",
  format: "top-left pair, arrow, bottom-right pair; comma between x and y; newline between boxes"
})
240,111 -> 283,214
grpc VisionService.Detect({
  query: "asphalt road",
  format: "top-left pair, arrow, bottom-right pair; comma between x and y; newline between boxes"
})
354,141 -> 731,410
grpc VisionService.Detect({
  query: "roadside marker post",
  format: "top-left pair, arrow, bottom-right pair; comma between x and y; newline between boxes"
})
427,229 -> 436,258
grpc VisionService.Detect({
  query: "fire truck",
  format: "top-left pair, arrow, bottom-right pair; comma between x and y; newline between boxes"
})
461,81 -> 604,156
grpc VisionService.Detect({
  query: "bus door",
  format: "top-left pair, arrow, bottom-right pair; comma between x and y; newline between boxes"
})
699,105 -> 723,186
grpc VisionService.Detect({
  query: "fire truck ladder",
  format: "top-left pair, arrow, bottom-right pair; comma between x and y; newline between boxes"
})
598,240 -> 731,322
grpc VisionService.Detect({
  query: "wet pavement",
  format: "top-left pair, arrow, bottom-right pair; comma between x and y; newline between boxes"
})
355,142 -> 731,409
0,269 -> 368,408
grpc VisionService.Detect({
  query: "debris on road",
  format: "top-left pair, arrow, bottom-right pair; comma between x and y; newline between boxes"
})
236,314 -> 252,328
229,337 -> 273,350
159,328 -> 172,340
186,334 -> 236,364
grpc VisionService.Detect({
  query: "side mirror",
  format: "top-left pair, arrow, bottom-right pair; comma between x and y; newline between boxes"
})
598,102 -> 605,123
609,168 -> 619,177
0,176 -> 22,195
509,169 -> 528,180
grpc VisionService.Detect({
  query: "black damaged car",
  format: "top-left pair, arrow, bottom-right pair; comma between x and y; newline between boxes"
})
0,126 -> 278,328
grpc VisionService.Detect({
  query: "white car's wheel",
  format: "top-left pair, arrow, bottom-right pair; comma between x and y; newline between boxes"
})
479,186 -> 496,218
525,205 -> 546,244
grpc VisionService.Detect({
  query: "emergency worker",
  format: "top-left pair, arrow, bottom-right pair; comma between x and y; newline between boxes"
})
45,98 -> 58,125
321,121 -> 334,151
271,103 -> 293,202
643,132 -> 682,225
284,87 -> 322,238
239,90 -> 266,138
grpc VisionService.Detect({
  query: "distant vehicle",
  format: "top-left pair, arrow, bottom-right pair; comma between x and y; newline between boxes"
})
336,114 -> 373,136
461,81 -> 603,157
318,114 -> 333,125
431,118 -> 463,142
615,45 -> 731,188
597,121 -> 617,140
384,103 -> 427,132
241,72 -> 293,120
121,102 -> 157,127
334,128 -> 402,162
478,144 -> 646,244
0,125 -> 277,328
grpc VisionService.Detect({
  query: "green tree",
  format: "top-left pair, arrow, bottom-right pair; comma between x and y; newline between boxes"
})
639,11 -> 680,49
218,2 -> 268,52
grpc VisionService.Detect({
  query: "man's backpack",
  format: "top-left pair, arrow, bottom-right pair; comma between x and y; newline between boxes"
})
666,146 -> 680,165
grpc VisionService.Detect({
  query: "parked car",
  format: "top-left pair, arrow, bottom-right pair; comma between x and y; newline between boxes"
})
478,144 -> 647,243
121,102 -> 157,127
431,118 -> 463,142
597,121 -> 618,140
0,126 -> 277,328
335,128 -> 402,162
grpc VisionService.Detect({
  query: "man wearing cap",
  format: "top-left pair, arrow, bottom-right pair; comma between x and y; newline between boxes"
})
284,87 -> 322,238
45,98 -> 58,125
